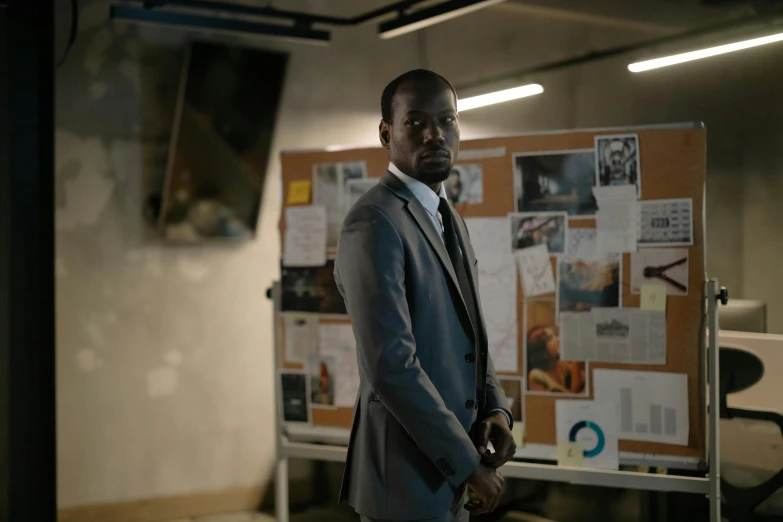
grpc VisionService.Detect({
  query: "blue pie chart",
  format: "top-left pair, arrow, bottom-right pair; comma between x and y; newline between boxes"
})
568,420 -> 605,458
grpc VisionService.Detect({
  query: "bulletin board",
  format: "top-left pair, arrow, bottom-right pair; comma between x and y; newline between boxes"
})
276,123 -> 707,463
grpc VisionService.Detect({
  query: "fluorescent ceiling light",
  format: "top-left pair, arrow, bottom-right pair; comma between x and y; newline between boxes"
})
457,84 -> 544,112
629,31 -> 783,72
379,0 -> 507,39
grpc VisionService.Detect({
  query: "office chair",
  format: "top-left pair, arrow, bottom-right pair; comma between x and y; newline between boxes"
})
718,346 -> 783,522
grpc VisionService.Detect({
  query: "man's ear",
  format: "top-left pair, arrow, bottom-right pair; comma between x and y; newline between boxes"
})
379,120 -> 391,149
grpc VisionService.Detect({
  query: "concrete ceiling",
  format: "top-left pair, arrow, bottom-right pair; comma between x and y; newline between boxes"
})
251,0 -> 756,33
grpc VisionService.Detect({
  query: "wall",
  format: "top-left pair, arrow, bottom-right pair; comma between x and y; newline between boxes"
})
56,0 -> 783,513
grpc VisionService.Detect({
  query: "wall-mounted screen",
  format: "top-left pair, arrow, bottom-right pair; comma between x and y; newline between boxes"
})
159,40 -> 288,241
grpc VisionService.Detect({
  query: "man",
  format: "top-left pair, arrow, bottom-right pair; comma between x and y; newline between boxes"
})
334,69 -> 517,522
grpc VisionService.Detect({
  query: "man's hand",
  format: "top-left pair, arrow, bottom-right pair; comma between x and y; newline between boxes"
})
474,411 -> 516,469
464,463 -> 504,515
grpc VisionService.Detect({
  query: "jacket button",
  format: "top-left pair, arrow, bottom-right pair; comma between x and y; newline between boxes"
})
465,400 -> 475,409
465,353 -> 475,363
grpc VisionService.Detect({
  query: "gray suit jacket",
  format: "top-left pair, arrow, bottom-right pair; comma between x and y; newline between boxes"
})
334,171 -> 511,520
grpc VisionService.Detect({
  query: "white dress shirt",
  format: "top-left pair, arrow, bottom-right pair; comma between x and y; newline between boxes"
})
387,163 -> 512,429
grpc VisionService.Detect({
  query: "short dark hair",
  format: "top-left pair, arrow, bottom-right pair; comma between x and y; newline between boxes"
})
380,69 -> 457,122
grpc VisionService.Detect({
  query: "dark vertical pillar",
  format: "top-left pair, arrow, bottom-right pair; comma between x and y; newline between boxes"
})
0,0 -> 57,519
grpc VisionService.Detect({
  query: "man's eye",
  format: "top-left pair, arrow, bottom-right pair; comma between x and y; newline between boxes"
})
407,119 -> 422,126
443,117 -> 455,124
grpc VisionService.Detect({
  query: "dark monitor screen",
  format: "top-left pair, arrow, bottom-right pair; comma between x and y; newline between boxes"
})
158,40 -> 288,241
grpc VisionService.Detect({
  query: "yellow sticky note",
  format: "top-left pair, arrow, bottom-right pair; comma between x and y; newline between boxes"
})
511,423 -> 524,447
287,180 -> 311,204
558,442 -> 584,467
641,284 -> 667,311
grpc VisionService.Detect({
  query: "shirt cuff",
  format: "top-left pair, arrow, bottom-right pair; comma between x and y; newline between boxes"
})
487,408 -> 513,429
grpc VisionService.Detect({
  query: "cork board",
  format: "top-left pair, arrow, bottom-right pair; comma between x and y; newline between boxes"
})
277,124 -> 706,461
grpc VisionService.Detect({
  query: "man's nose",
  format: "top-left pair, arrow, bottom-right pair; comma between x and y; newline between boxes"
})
423,121 -> 445,144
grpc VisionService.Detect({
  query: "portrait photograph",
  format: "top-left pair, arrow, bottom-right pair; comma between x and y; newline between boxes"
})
524,297 -> 587,396
558,254 -> 621,313
280,261 -> 347,315
445,164 -> 483,205
513,150 -> 597,217
509,212 -> 567,254
595,134 -> 641,197
307,354 -> 336,408
279,371 -> 310,424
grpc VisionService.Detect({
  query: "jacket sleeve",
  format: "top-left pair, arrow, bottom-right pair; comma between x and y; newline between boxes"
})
481,354 -> 513,429
335,204 -> 481,489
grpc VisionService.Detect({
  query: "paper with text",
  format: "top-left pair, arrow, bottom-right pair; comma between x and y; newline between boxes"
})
594,369 -> 688,445
593,186 -> 638,253
318,323 -> 360,408
284,315 -> 319,364
516,244 -> 556,297
283,206 -> 327,267
561,308 -> 665,364
464,218 -> 519,373
560,312 -> 597,362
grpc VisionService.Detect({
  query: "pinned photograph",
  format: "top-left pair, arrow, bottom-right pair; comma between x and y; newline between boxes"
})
525,297 -> 587,396
499,377 -> 524,423
280,260 -> 347,315
558,254 -> 621,313
445,164 -> 483,205
631,248 -> 689,296
595,134 -> 640,197
344,178 -> 379,213
638,198 -> 693,247
279,370 -> 310,424
510,212 -> 567,254
513,150 -> 597,217
308,354 -> 336,408
313,161 -> 367,249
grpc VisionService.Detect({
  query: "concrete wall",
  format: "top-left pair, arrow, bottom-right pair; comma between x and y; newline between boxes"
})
55,0 -> 783,510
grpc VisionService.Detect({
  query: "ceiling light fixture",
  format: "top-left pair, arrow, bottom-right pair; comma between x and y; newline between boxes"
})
457,84 -> 544,112
378,0 -> 507,39
629,31 -> 783,72
110,5 -> 331,45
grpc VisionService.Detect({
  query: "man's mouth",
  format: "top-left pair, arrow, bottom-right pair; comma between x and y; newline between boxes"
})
421,149 -> 450,160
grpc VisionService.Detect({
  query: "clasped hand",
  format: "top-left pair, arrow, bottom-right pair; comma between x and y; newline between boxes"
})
464,411 -> 517,514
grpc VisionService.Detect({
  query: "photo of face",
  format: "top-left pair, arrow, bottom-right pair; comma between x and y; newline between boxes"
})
525,297 -> 587,395
596,134 -> 640,197
445,164 -> 483,205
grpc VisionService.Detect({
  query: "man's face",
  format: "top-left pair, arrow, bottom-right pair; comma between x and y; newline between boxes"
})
380,79 -> 460,186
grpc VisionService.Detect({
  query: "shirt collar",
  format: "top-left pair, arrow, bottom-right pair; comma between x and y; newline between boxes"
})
387,162 -> 447,218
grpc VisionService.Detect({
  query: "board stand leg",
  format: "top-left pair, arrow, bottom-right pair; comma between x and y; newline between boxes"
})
707,278 -> 724,522
276,455 -> 290,522
270,282 -> 290,522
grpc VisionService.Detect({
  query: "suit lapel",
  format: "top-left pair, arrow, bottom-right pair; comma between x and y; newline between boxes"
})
380,172 -> 473,327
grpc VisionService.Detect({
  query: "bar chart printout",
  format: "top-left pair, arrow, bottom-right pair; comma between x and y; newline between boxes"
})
593,369 -> 689,446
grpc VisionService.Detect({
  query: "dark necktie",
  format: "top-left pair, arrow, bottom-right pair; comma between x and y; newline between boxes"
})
438,198 -> 478,337
438,198 -> 486,412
